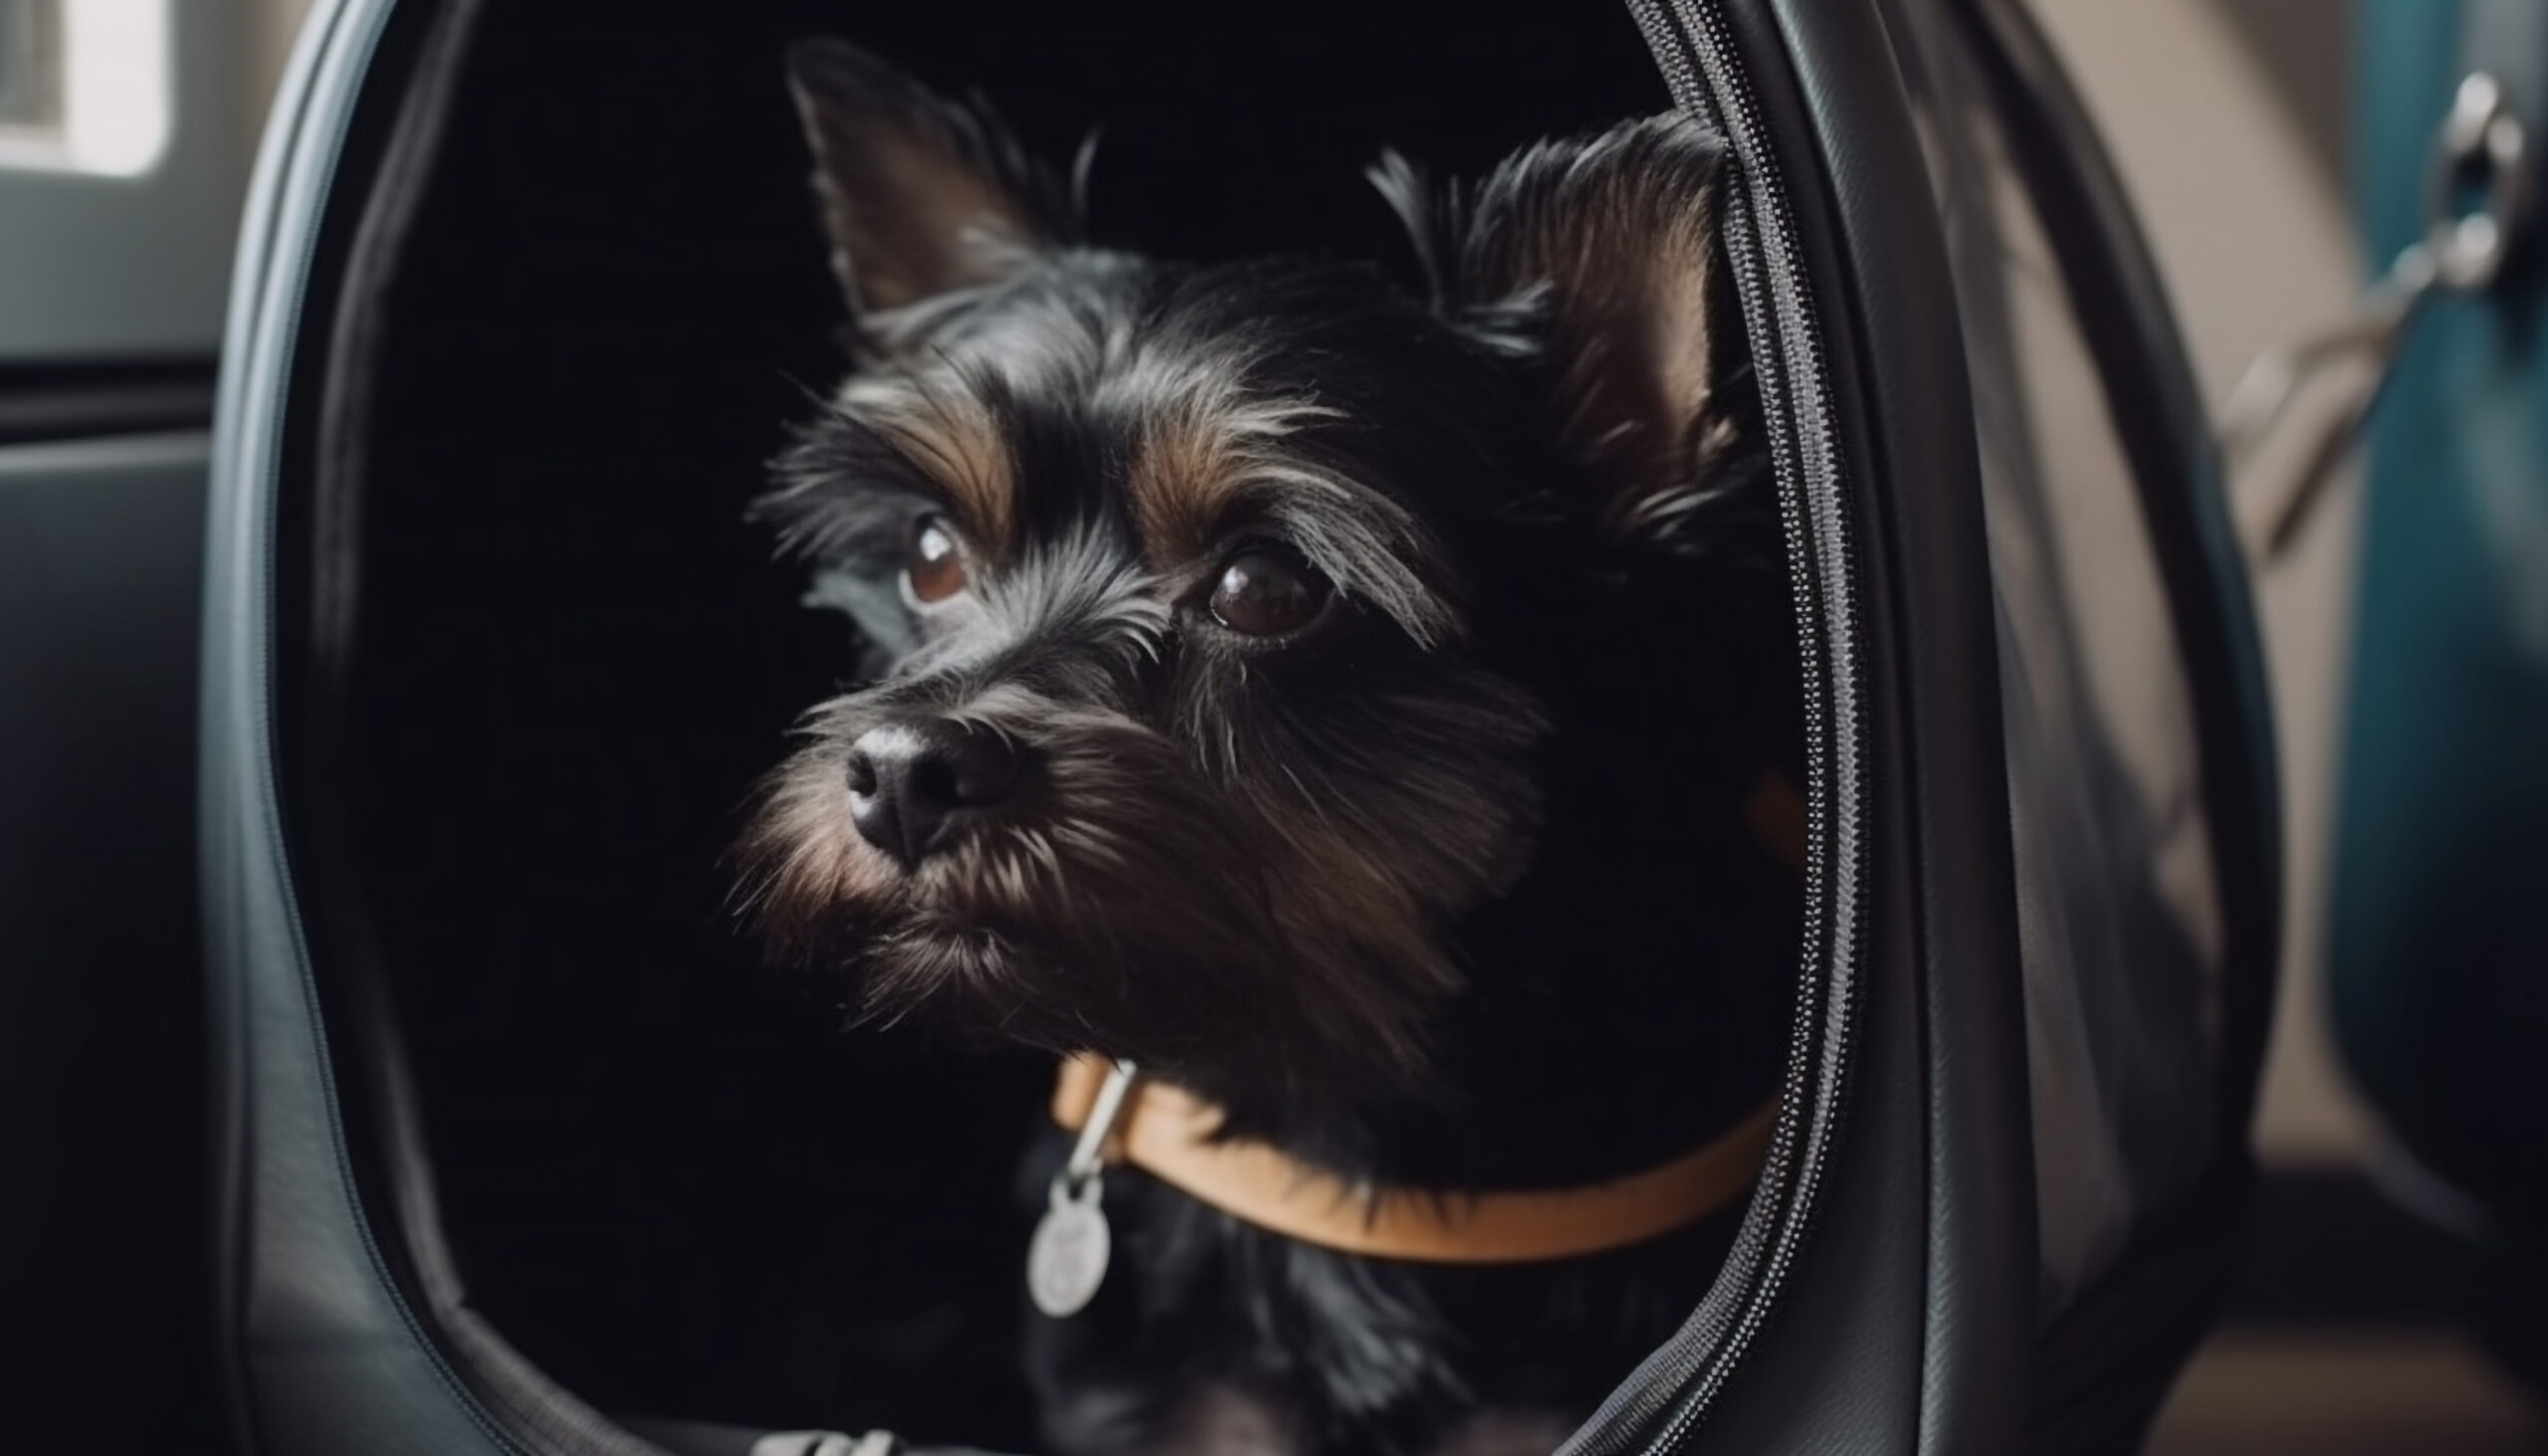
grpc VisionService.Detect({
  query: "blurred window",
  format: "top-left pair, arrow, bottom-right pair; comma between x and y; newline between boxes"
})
0,0 -> 237,361
0,0 -> 171,177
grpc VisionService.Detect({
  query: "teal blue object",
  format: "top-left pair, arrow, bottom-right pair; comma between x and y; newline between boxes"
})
2335,0 -> 2548,1223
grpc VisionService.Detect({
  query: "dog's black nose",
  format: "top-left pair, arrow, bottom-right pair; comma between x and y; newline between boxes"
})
844,720 -> 1022,868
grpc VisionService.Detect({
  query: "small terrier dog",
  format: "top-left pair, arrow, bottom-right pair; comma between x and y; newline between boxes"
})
743,40 -> 1803,1456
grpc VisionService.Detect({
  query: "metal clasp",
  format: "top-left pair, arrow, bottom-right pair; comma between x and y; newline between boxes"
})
2225,71 -> 2532,560
1056,1056 -> 1139,1198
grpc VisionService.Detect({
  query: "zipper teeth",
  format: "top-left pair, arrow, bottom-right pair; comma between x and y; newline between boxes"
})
1566,1 -> 1867,1452
1660,0 -> 1867,1435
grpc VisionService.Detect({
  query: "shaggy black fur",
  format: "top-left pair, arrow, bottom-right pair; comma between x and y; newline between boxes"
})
741,39 -> 1801,1456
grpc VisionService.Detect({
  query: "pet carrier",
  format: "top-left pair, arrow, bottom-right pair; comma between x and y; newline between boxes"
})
200,1 -> 2276,1452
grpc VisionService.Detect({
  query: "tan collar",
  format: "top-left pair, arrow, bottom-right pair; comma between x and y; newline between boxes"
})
1047,765 -> 1803,1265
1051,1054 -> 1779,1264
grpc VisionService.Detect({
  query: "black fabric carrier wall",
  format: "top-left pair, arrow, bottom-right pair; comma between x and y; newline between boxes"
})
200,1 -> 2279,1453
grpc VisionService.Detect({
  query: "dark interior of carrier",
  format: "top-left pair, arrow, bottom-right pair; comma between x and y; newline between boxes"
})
287,2 -> 1748,1441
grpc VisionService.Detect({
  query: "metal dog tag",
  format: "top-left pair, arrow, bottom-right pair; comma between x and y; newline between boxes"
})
1026,1057 -> 1140,1320
1027,1174 -> 1112,1318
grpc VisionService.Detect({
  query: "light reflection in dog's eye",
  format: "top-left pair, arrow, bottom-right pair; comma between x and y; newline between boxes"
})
1208,549 -> 1331,637
904,514 -> 969,605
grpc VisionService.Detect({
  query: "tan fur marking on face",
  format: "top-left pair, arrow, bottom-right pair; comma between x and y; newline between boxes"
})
1123,383 -> 1338,573
1121,378 -> 1464,644
1125,392 -> 1248,571
841,376 -> 1017,557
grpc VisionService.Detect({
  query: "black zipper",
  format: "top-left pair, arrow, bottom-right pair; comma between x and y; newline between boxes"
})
1560,1 -> 1868,1451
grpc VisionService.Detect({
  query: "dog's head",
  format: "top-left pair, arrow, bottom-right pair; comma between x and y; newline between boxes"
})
742,42 -> 1772,1100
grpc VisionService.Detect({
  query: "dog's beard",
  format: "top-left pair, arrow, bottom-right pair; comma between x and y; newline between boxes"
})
738,680 -> 1541,1094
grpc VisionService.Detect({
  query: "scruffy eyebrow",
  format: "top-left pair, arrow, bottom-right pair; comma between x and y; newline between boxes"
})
760,408 -> 935,563
1123,384 -> 1459,647
831,366 -> 1019,556
1244,474 -> 1460,647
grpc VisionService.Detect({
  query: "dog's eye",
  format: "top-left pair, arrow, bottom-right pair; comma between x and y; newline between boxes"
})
1207,549 -> 1330,637
903,515 -> 968,605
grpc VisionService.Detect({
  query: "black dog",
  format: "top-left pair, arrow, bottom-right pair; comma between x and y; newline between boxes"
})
742,41 -> 1802,1456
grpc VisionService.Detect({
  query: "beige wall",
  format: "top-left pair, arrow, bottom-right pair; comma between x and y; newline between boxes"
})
243,0 -> 317,151
2030,0 -> 2377,1169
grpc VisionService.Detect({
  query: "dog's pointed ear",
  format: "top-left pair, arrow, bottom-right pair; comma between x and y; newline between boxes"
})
785,40 -> 1073,327
1459,115 -> 1753,552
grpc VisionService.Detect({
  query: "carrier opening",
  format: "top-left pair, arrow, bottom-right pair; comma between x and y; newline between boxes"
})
287,2 -> 1822,1446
